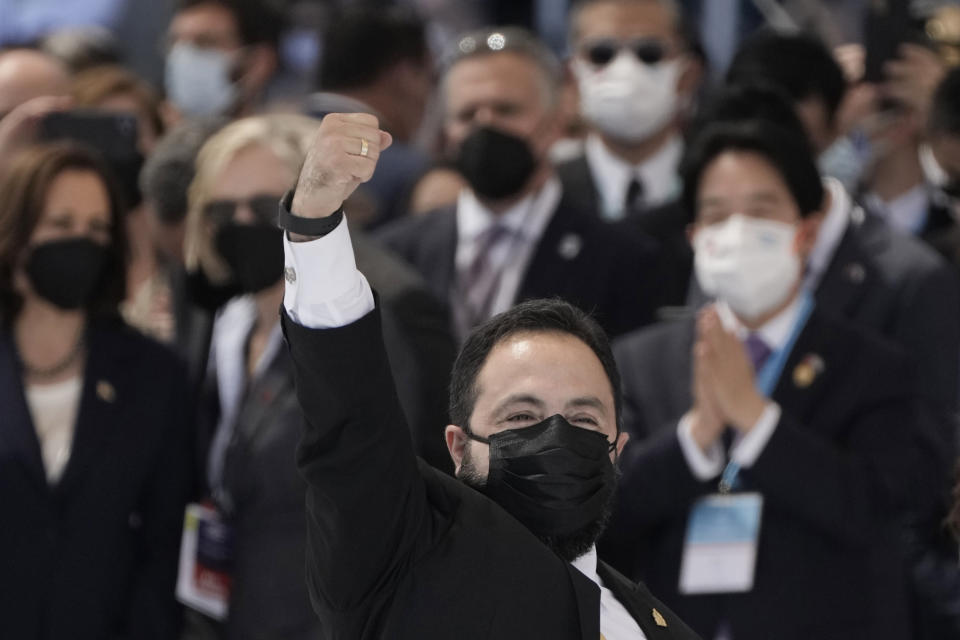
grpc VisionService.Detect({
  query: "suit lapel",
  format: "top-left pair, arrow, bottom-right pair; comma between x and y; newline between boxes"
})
517,197 -> 587,302
556,155 -> 601,219
427,208 -> 458,304
814,211 -> 876,318
564,563 -> 601,640
0,335 -> 47,490
55,327 -> 124,496
597,562 -> 678,639
769,310 -> 835,421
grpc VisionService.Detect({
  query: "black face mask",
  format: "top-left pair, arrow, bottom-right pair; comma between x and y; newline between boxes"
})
466,414 -> 616,539
214,222 -> 284,294
26,237 -> 110,310
454,126 -> 537,201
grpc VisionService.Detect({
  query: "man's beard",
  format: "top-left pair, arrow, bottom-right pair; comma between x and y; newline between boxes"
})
457,445 -> 617,563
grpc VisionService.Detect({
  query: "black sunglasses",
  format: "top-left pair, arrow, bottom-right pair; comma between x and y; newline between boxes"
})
203,194 -> 282,227
581,38 -> 670,67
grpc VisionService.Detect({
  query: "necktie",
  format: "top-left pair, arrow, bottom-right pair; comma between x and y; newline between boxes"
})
624,176 -> 645,215
455,224 -> 511,339
744,333 -> 772,373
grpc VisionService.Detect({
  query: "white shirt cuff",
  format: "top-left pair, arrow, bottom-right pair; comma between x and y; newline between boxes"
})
730,402 -> 781,468
677,412 -> 725,481
282,215 -> 375,329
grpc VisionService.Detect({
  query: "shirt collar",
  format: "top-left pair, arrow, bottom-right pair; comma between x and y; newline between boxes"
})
863,184 -> 930,235
715,292 -> 805,353
807,176 -> 851,283
570,544 -> 601,586
456,176 -> 562,243
584,133 -> 683,219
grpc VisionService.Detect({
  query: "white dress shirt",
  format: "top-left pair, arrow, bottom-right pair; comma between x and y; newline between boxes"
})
863,184 -> 930,236
584,133 -> 683,220
205,296 -> 284,494
283,214 -> 645,635
454,177 -> 561,319
25,376 -> 83,484
571,545 -> 648,639
675,293 -> 808,480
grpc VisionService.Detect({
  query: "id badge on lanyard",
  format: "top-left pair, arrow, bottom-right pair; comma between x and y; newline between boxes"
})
175,503 -> 235,620
679,292 -> 814,595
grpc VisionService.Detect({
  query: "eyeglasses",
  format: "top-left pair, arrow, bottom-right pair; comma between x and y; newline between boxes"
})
580,38 -> 673,67
203,194 -> 281,227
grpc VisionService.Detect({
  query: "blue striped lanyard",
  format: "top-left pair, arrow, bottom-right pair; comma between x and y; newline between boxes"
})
718,291 -> 815,493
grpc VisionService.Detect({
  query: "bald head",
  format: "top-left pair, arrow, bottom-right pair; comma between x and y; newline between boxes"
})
0,49 -> 70,119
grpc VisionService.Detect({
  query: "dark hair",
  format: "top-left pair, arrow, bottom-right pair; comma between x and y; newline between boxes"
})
449,298 -> 622,433
176,0 -> 284,48
726,30 -> 847,124
0,143 -> 128,325
317,6 -> 427,91
692,82 -> 811,145
568,0 -> 704,63
140,117 -> 227,224
929,66 -> 960,136
680,119 -> 825,222
71,64 -> 166,142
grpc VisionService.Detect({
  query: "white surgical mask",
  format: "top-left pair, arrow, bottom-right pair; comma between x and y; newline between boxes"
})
694,214 -> 801,321
573,53 -> 682,143
165,42 -> 238,117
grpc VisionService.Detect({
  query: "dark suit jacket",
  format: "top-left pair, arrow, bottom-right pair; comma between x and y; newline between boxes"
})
0,321 -> 193,640
555,154 -> 693,308
604,309 -> 929,640
377,186 -> 660,339
281,305 -> 701,639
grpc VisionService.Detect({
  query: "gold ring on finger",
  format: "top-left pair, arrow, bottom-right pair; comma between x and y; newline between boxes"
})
359,137 -> 370,157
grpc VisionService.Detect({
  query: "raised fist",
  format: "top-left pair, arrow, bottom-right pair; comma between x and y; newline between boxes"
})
291,112 -> 393,219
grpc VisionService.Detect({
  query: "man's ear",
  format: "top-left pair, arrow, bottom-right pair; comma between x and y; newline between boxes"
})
614,430 -> 630,459
445,425 -> 470,474
797,212 -> 824,255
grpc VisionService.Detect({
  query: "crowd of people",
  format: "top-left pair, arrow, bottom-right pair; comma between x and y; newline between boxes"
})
2,0 -> 960,638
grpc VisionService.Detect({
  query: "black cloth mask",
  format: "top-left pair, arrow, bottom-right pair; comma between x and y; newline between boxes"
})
26,237 -> 110,310
214,222 -> 284,294
468,414 -> 616,537
454,126 -> 537,200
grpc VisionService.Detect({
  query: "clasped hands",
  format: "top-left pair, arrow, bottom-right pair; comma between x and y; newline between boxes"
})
688,306 -> 768,453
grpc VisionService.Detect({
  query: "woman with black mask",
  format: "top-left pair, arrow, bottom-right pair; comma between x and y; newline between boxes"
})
0,143 -> 193,640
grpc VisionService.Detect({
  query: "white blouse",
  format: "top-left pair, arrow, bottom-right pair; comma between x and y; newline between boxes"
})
25,376 -> 83,484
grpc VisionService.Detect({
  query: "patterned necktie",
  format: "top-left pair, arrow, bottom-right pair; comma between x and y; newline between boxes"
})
744,333 -> 772,373
454,223 -> 512,339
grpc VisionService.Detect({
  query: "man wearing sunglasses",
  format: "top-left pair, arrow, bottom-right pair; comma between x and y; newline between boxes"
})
558,0 -> 703,307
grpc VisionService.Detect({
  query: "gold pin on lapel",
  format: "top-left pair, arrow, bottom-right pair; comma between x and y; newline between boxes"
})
652,608 -> 668,627
97,380 -> 116,403
792,354 -> 825,389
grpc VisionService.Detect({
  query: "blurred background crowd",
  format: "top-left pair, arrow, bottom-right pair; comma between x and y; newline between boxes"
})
3,0 -> 960,639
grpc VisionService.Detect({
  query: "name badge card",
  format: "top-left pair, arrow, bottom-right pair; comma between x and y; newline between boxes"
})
176,503 -> 235,620
679,493 -> 763,594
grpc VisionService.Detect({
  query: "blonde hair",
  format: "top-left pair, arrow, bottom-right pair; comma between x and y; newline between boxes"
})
184,113 -> 319,282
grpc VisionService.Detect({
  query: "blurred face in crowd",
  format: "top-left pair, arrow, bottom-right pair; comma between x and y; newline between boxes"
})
14,170 -> 112,300
0,49 -> 69,120
444,51 -> 560,154
442,51 -> 562,202
570,0 -> 699,145
691,151 -> 821,323
166,2 -> 275,117
203,142 -> 290,293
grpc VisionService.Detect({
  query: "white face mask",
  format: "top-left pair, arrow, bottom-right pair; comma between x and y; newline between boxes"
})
573,53 -> 683,143
165,42 -> 238,117
694,214 -> 802,321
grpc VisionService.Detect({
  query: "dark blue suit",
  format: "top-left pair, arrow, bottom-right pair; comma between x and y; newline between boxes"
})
0,321 -> 193,640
